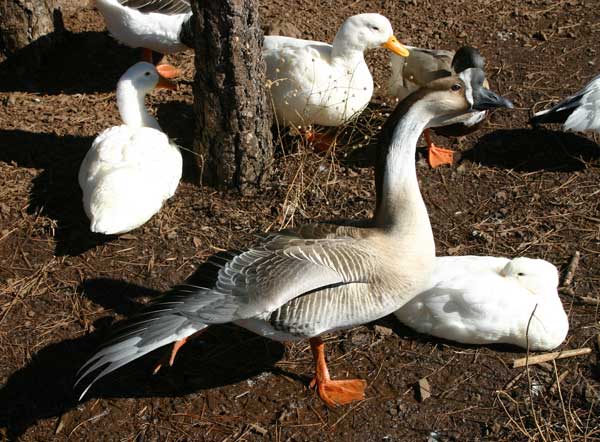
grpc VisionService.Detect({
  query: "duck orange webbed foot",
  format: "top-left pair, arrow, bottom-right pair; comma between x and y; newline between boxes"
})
424,128 -> 454,168
304,130 -> 336,153
309,337 -> 366,407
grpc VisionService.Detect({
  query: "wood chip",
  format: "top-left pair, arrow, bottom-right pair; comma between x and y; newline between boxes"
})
193,236 -> 202,248
562,251 -> 580,287
373,325 -> 393,337
417,377 -> 431,402
513,347 -> 592,368
250,423 -> 268,436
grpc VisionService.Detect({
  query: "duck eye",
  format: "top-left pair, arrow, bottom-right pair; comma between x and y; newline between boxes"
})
451,83 -> 462,91
517,272 -> 525,276
370,26 -> 380,31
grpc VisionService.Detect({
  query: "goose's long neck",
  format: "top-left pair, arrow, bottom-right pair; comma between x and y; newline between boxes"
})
374,99 -> 432,234
116,80 -> 161,130
330,31 -> 366,62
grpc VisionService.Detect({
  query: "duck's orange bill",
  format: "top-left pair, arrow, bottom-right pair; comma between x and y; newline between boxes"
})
382,36 -> 409,57
156,74 -> 177,91
156,63 -> 182,79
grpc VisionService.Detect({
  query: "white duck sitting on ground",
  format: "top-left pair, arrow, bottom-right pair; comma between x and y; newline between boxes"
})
394,256 -> 569,351
79,62 -> 182,235
94,0 -> 194,76
74,69 -> 512,407
263,13 -> 409,149
529,74 -> 600,134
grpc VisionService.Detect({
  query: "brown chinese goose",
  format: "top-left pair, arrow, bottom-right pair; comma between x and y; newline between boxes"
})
75,68 -> 512,407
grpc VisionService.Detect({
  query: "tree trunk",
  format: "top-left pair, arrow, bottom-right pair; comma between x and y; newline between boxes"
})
192,0 -> 273,195
0,0 -> 63,62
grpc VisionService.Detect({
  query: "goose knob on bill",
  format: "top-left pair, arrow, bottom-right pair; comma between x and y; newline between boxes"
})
74,68 -> 512,408
79,62 -> 183,235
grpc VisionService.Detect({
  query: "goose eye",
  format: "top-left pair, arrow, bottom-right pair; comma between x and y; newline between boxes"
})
517,272 -> 525,276
145,72 -> 151,76
451,83 -> 462,91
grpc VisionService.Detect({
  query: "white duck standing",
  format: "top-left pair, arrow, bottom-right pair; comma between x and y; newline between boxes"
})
263,13 -> 408,146
94,0 -> 194,75
395,256 -> 569,351
530,74 -> 600,134
79,62 -> 182,235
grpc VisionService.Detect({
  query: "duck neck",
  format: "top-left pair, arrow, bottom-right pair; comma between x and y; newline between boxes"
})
330,30 -> 366,62
116,80 -> 161,130
373,99 -> 432,233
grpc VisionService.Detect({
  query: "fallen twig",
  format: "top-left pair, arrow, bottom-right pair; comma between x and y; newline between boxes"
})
513,347 -> 592,368
562,251 -> 580,287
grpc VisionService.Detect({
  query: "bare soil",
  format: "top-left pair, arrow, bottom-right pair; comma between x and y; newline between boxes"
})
1,1 -> 599,441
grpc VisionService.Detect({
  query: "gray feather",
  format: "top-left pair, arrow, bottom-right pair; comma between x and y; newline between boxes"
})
118,0 -> 191,15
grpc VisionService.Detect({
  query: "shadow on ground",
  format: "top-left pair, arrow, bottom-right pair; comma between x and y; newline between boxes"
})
0,31 -> 138,94
0,277 -> 286,440
0,129 -> 111,256
156,101 -> 199,184
462,128 -> 600,171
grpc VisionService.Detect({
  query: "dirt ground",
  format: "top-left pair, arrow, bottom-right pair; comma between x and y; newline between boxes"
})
1,0 -> 599,441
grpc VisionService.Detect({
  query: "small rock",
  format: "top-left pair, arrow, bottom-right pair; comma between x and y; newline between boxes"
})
166,230 -> 177,240
416,377 -> 431,402
374,325 -> 393,337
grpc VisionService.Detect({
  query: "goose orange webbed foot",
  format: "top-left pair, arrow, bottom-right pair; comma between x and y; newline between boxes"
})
152,329 -> 206,374
309,337 -> 366,407
309,375 -> 367,407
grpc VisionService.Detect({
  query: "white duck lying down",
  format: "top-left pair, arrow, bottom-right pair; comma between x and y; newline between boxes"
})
79,62 -> 182,235
74,69 -> 512,407
264,13 -> 409,129
530,74 -> 600,134
95,0 -> 193,75
395,256 -> 569,351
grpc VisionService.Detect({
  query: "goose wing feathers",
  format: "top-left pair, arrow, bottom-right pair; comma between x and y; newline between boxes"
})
118,0 -> 191,15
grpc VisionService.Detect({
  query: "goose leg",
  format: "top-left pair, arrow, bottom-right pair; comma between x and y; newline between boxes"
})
153,329 -> 206,374
424,129 -> 454,168
308,337 -> 366,407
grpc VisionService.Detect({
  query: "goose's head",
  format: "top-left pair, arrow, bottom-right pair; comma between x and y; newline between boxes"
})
119,62 -> 177,94
500,257 -> 560,295
451,46 -> 485,74
421,68 -> 513,127
334,13 -> 408,57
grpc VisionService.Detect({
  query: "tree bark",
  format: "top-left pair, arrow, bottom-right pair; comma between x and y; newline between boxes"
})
192,0 -> 273,195
0,0 -> 63,62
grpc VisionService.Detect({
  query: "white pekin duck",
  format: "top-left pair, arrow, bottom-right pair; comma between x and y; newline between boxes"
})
530,74 -> 600,134
74,68 -> 512,407
79,62 -> 182,235
263,13 -> 409,148
387,46 -> 512,167
394,256 -> 569,350
94,0 -> 194,75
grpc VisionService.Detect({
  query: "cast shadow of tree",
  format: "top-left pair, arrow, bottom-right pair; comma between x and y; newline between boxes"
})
0,30 -> 139,94
0,129 -> 113,256
462,128 -> 600,172
0,270 -> 286,440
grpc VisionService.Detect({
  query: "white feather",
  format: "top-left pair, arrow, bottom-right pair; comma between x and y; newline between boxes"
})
395,256 -> 569,351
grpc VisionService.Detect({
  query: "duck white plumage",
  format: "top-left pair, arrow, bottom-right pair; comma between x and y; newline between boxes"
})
74,68 -> 511,407
394,256 -> 569,351
530,74 -> 600,133
264,13 -> 409,129
95,0 -> 194,72
79,62 -> 182,235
